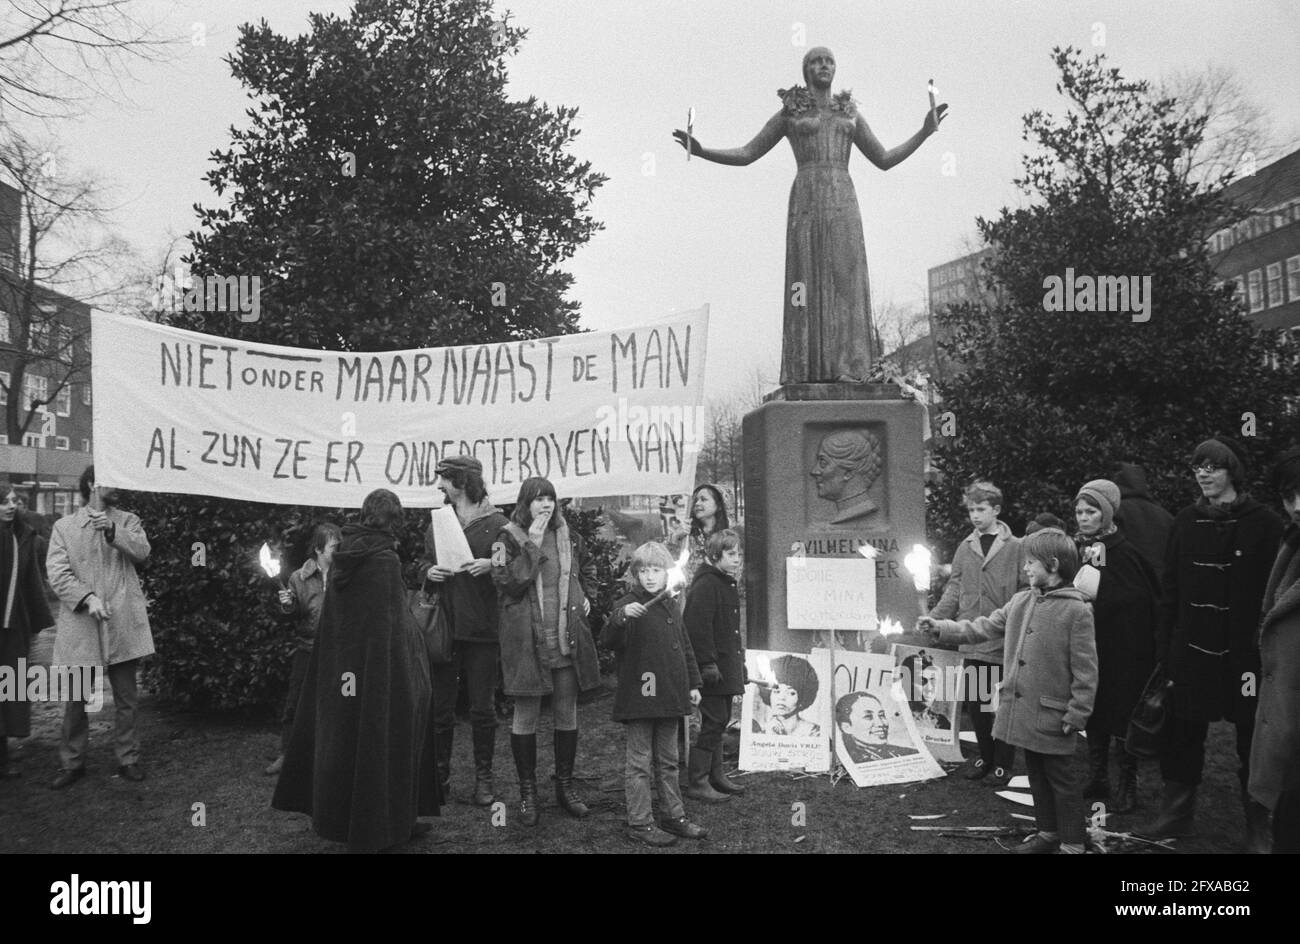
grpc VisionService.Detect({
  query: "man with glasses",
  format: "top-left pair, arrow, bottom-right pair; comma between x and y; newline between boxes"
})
1141,438 -> 1283,852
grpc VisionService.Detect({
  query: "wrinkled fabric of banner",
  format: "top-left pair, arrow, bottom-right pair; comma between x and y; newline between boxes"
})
92,308 -> 709,507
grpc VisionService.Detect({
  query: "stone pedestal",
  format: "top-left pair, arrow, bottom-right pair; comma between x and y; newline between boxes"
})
743,386 -> 926,654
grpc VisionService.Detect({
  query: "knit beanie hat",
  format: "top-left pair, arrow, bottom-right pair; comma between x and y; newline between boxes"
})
1076,479 -> 1121,532
1192,437 -> 1248,487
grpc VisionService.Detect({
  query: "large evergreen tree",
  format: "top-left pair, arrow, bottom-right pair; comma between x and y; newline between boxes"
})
137,0 -> 613,709
183,0 -> 605,349
929,47 -> 1300,550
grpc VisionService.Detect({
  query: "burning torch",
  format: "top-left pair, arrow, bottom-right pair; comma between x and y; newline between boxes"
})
260,543 -> 292,610
904,543 -> 933,618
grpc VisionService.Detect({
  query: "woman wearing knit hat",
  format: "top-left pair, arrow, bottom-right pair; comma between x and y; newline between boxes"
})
1072,479 -> 1159,815
1139,438 -> 1284,851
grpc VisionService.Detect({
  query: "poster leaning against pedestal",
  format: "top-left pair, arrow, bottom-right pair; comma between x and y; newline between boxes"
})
832,652 -> 944,786
740,649 -> 832,772
890,643 -> 965,763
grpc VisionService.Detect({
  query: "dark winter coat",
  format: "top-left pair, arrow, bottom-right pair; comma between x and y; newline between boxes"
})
604,588 -> 702,722
491,519 -> 600,696
271,525 -> 441,852
1114,463 -> 1175,572
934,584 -> 1098,755
1158,496 -> 1284,723
0,517 -> 55,739
1248,526 -> 1300,810
421,501 -> 509,643
683,562 -> 745,696
1076,530 -> 1159,733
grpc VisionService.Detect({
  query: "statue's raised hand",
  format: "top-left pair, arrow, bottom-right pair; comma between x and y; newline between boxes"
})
672,129 -> 702,156
923,102 -> 949,137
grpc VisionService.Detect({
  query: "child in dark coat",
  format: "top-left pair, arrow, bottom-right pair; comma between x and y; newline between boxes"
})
603,541 -> 705,847
683,529 -> 746,802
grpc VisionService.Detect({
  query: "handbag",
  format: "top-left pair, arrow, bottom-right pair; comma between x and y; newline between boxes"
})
1125,663 -> 1171,758
409,586 -> 453,665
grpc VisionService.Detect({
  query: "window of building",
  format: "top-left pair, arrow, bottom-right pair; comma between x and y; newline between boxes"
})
1248,269 -> 1264,312
1231,277 -> 1246,310
22,373 -> 47,410
1287,255 -> 1300,302
81,438 -> 91,454
0,311 -> 9,345
55,384 -> 71,416
1267,262 -> 1283,308
54,436 -> 69,451
29,321 -> 49,351
23,433 -> 41,447
0,370 -> 7,405
82,383 -> 91,406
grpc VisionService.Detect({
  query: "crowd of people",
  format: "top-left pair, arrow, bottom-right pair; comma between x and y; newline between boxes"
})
4,434 -> 1298,856
918,436 -> 1300,854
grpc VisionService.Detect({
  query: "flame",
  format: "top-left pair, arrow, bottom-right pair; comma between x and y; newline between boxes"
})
903,544 -> 932,592
857,543 -> 880,560
258,543 -> 281,580
879,617 -> 905,637
666,543 -> 690,596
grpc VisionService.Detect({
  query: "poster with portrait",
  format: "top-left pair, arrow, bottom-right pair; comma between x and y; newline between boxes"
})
740,649 -> 832,773
831,652 -> 945,787
890,644 -> 966,763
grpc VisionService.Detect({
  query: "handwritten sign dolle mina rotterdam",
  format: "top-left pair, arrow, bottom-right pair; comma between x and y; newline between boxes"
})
92,308 -> 709,506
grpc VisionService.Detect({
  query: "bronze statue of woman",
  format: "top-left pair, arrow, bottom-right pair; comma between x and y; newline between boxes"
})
674,47 -> 947,385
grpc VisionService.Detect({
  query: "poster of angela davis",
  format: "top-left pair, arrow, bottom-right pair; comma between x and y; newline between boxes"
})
740,650 -> 832,773
832,652 -> 944,787
890,644 -> 966,763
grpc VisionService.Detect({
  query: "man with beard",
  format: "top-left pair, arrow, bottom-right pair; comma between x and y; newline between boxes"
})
835,690 -> 918,764
46,466 -> 154,787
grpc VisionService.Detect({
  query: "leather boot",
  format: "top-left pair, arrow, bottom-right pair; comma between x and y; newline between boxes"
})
433,727 -> 453,800
1243,788 -> 1273,854
709,743 -> 745,795
1083,732 -> 1110,801
1113,746 -> 1139,815
1137,780 -> 1196,840
683,748 -> 730,804
471,726 -> 496,807
554,729 -> 589,818
511,733 -> 539,827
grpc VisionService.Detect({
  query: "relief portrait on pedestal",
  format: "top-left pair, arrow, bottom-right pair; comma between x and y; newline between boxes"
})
809,428 -> 883,526
672,46 -> 947,385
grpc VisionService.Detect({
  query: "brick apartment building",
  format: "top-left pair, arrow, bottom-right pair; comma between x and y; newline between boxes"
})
0,180 -> 94,517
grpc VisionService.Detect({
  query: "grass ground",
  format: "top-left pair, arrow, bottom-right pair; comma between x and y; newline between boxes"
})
0,633 -> 1250,854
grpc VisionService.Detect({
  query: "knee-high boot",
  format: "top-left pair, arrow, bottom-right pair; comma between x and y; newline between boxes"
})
433,727 -> 453,799
511,733 -> 539,827
472,726 -> 496,807
709,744 -> 745,795
554,729 -> 589,818
1113,740 -> 1139,814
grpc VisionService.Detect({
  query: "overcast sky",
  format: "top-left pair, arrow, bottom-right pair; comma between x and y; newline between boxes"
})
40,0 -> 1300,398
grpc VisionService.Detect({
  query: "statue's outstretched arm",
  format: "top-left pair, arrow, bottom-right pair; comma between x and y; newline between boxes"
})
853,106 -> 945,171
672,111 -> 786,167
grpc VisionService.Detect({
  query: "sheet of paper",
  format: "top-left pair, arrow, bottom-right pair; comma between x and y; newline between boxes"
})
1008,775 -> 1030,790
428,505 -> 474,572
996,790 -> 1034,807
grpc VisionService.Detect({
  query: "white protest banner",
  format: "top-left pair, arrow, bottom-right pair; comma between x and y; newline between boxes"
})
92,308 -> 709,506
740,649 -> 832,773
831,652 -> 944,787
786,557 -> 875,630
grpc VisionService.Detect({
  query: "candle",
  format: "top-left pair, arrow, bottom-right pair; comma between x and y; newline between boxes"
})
686,107 -> 695,162
927,79 -> 938,129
